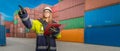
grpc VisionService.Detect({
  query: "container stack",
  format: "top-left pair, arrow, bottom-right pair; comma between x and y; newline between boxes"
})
85,0 -> 120,46
53,0 -> 85,43
10,23 -> 14,37
12,11 -> 26,38
4,21 -> 13,37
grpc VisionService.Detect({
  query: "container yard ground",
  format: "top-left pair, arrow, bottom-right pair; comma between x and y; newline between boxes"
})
0,37 -> 120,51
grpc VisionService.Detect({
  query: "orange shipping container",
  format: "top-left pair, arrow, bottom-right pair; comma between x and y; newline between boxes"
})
58,29 -> 84,43
85,0 -> 120,11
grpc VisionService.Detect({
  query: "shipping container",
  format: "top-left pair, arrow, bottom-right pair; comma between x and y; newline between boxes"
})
30,9 -> 34,15
56,4 -> 84,20
10,24 -> 14,37
15,33 -> 26,38
13,26 -> 26,38
34,4 -> 51,14
54,0 -> 84,11
85,4 -> 120,28
6,33 -> 10,37
25,7 -> 31,15
26,33 -> 36,38
17,27 -> 25,34
0,25 -> 6,46
85,26 -> 120,47
58,29 -> 84,43
6,28 -> 10,37
4,21 -> 13,29
13,25 -> 17,37
60,16 -> 84,29
85,0 -> 120,11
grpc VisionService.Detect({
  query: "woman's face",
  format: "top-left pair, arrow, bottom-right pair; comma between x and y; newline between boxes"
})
43,10 -> 51,18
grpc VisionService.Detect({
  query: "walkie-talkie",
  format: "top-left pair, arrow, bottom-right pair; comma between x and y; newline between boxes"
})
18,5 -> 26,14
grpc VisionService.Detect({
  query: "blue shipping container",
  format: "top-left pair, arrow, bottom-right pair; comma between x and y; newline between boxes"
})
0,25 -> 6,46
85,26 -> 120,47
85,4 -> 120,28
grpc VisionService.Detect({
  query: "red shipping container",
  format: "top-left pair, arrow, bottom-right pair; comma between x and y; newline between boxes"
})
4,21 -> 13,29
85,0 -> 120,11
56,4 -> 84,20
29,29 -> 35,33
53,0 -> 84,12
13,25 -> 17,37
6,33 -> 10,37
29,15 -> 34,19
38,13 -> 43,18
16,33 -> 26,38
25,7 -> 31,15
35,4 -> 51,13
17,27 -> 25,34
10,23 -> 14,37
26,33 -> 36,38
29,9 -> 34,15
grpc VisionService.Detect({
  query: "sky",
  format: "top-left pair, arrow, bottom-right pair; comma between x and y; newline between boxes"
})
0,0 -> 58,22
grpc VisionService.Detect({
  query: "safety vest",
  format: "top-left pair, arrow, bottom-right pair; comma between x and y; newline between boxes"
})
30,18 -> 61,39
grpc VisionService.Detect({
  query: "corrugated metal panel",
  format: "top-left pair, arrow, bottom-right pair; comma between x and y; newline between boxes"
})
10,24 -> 14,37
0,25 -> 6,46
25,7 -> 31,15
85,26 -> 120,46
57,4 -> 84,20
4,21 -> 13,29
17,27 -> 25,34
85,4 -> 120,28
34,4 -> 51,13
13,27 -> 26,38
29,9 -> 34,15
58,29 -> 84,43
26,33 -> 36,38
85,0 -> 120,11
6,33 -> 10,37
54,0 -> 84,11
60,17 -> 84,29
15,33 -> 26,38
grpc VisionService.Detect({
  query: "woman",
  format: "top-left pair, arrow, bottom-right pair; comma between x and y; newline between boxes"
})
18,7 -> 61,51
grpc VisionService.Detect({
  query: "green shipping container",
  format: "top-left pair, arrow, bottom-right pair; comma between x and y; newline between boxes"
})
14,20 -> 18,25
60,16 -> 84,29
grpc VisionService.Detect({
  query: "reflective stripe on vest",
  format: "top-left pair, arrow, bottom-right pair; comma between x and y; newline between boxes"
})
38,46 -> 56,50
22,16 -> 29,21
37,34 -> 44,36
